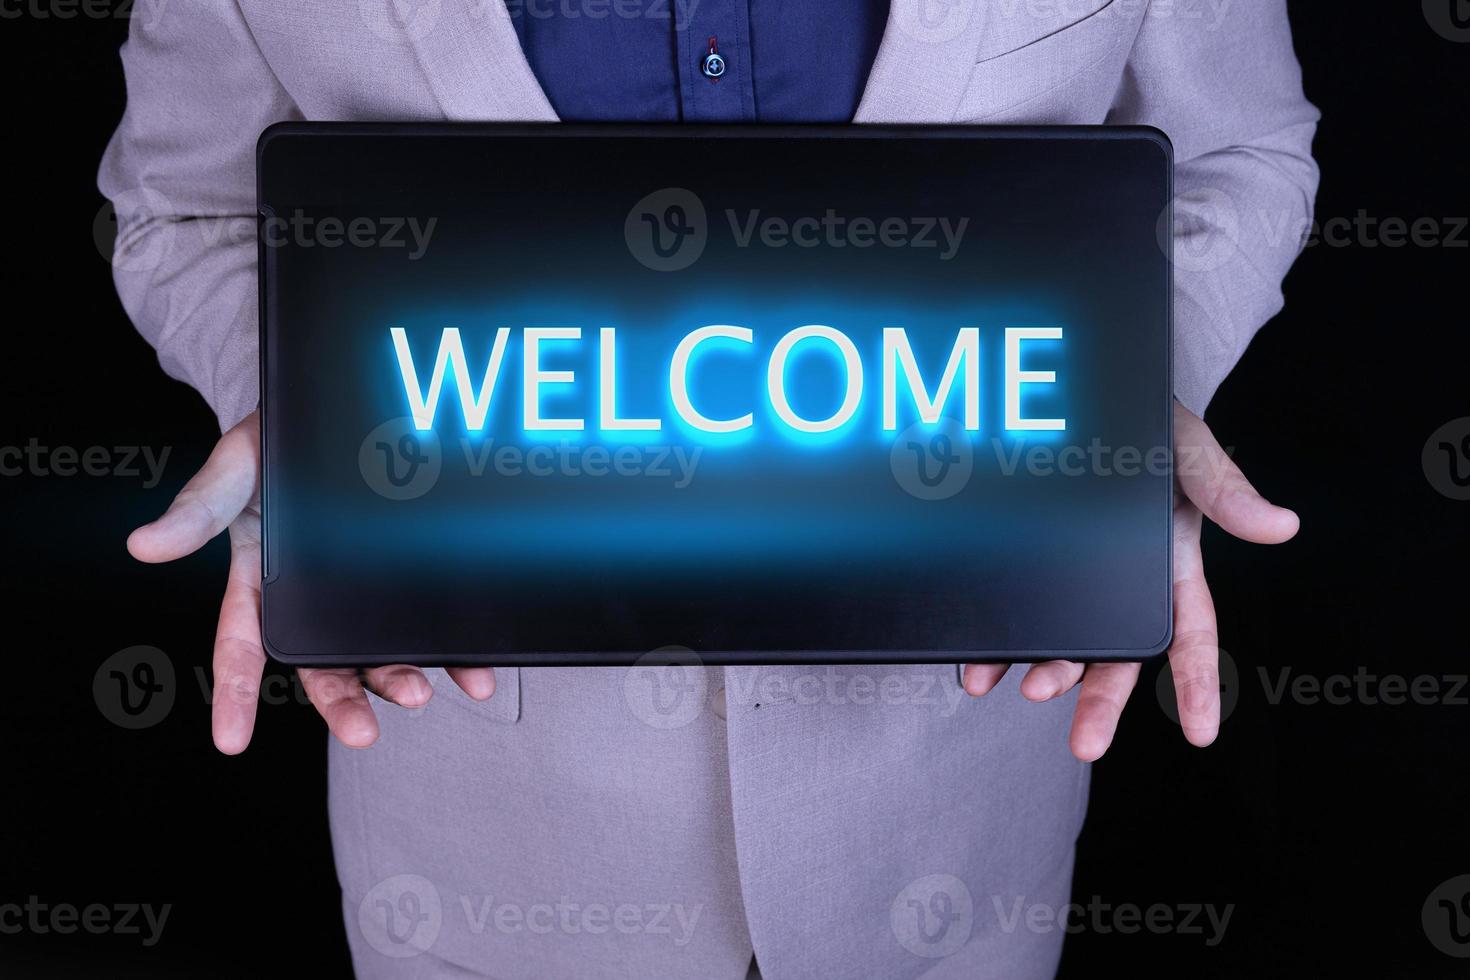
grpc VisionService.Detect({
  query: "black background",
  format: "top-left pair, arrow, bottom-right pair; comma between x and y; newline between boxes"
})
1,4 -> 1466,976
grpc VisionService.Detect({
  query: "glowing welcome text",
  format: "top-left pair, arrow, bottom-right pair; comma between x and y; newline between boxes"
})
389,326 -> 1066,434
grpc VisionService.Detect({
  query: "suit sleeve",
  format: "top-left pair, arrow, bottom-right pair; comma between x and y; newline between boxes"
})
1108,0 -> 1320,415
98,0 -> 298,431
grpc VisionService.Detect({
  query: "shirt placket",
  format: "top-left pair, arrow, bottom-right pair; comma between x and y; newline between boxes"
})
674,0 -> 756,122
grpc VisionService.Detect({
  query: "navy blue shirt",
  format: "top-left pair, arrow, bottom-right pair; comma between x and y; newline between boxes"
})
506,0 -> 891,123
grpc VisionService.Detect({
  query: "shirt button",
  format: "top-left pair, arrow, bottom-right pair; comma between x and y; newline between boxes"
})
711,686 -> 727,720
702,52 -> 726,79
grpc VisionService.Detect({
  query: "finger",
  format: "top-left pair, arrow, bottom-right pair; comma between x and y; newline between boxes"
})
362,665 -> 433,707
962,663 -> 1010,696
1175,402 -> 1298,545
1169,503 -> 1222,747
1068,662 -> 1142,762
299,668 -> 380,748
1020,660 -> 1086,702
128,413 -> 260,563
210,526 -> 267,755
447,667 -> 496,701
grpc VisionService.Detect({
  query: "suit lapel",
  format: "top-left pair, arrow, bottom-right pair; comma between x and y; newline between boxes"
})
396,0 -> 986,124
853,0 -> 989,124
401,1 -> 560,122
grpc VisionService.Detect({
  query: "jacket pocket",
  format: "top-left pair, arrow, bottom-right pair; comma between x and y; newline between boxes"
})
975,0 -> 1116,63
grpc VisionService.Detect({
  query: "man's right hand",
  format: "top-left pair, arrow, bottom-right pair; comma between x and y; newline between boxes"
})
127,410 -> 497,754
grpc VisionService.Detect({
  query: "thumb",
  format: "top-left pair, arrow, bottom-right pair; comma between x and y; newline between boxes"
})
128,411 -> 260,563
1175,402 -> 1298,545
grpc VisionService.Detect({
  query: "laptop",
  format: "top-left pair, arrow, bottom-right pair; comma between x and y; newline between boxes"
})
258,123 -> 1173,666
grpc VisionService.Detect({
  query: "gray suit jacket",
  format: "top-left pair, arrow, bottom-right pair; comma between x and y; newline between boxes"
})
100,3 -> 1318,978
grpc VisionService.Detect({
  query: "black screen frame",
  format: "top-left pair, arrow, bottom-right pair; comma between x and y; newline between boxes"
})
258,122 -> 1174,667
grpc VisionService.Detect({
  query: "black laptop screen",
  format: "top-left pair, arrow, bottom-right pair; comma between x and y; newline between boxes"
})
260,125 -> 1171,663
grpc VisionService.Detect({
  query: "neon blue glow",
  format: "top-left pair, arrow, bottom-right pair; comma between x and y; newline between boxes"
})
305,285 -> 1123,573
387,318 -> 1069,443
